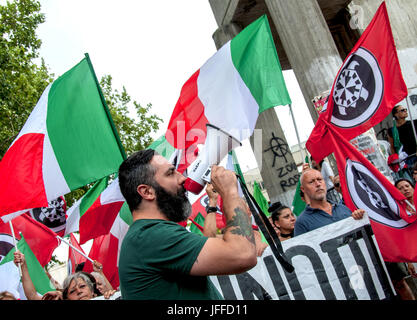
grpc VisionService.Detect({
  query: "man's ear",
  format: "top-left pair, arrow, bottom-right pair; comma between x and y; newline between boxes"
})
137,184 -> 155,201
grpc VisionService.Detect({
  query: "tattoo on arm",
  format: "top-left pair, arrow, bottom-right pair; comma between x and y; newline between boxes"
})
225,207 -> 255,245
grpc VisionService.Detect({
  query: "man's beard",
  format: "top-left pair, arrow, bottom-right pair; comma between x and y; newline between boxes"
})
152,182 -> 192,223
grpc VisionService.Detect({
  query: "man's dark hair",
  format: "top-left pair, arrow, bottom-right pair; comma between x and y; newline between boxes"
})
392,105 -> 401,119
269,202 -> 290,223
412,162 -> 417,173
118,149 -> 157,212
394,178 -> 414,188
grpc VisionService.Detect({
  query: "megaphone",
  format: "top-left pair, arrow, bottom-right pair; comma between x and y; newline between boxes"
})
184,124 -> 242,194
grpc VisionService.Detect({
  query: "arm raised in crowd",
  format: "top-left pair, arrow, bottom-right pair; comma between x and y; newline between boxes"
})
13,251 -> 41,300
190,165 -> 257,276
203,183 -> 220,238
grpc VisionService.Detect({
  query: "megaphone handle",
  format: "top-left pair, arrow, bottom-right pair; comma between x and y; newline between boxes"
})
237,176 -> 294,273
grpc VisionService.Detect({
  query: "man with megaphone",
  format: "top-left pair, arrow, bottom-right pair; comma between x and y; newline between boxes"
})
117,149 -> 257,300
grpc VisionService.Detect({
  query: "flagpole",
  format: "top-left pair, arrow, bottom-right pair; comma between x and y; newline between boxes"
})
57,235 -> 94,264
9,221 -> 22,277
405,199 -> 416,212
289,104 -> 306,164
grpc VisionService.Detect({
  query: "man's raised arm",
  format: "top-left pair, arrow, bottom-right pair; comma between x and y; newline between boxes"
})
190,165 -> 257,276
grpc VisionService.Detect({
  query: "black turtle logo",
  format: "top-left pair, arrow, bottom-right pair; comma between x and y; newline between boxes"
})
0,233 -> 16,263
30,197 -> 66,233
345,160 -> 409,229
331,47 -> 384,128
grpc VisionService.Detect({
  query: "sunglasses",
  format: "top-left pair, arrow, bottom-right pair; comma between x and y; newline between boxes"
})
334,182 -> 340,187
397,108 -> 407,113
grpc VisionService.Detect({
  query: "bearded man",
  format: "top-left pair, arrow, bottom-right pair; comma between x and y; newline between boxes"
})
118,149 -> 257,300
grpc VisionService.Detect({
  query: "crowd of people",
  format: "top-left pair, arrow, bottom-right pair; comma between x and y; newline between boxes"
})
0,253 -> 118,300
1,104 -> 417,301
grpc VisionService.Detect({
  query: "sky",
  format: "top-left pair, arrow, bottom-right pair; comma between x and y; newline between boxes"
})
10,0 -> 316,264
34,0 -> 315,172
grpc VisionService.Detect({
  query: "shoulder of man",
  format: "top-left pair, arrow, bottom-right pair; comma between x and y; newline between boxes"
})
332,202 -> 353,216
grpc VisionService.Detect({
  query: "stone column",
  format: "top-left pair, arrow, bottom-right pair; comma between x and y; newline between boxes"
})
265,0 -> 343,124
348,0 -> 417,141
249,110 -> 300,206
212,22 -> 299,206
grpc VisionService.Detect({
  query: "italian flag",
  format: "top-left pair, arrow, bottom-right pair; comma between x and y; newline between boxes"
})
0,213 -> 59,266
166,15 -> 291,168
0,236 -> 55,299
65,135 -> 176,245
65,176 -> 125,244
83,202 -> 132,289
0,54 -> 125,222
67,233 -> 87,274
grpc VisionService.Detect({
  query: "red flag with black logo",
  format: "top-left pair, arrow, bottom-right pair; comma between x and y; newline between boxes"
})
328,126 -> 417,262
0,214 -> 59,266
307,2 -> 407,162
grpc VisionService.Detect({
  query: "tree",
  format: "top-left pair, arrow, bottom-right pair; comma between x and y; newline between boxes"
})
64,76 -> 162,207
100,74 -> 162,157
0,0 -> 53,157
1,1 -> 162,207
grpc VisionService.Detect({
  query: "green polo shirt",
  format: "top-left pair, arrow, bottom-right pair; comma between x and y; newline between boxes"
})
119,219 -> 223,300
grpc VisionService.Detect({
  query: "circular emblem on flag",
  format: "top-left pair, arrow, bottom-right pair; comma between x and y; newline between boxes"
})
331,47 -> 383,128
0,233 -> 15,263
200,195 -> 221,215
30,196 -> 67,233
345,160 -> 409,228
200,195 -> 209,208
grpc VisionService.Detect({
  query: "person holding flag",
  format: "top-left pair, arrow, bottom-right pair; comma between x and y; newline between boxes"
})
294,168 -> 365,237
387,105 -> 417,172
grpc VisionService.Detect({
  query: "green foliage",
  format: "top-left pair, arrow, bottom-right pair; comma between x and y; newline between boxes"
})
0,0 -> 53,157
1,0 -> 162,207
100,74 -> 162,157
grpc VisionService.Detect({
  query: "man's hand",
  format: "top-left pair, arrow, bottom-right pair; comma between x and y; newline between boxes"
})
42,291 -> 63,300
210,165 -> 238,200
93,260 -> 104,273
352,209 -> 365,220
302,163 -> 311,173
13,251 -> 26,267
407,262 -> 417,278
206,183 -> 218,206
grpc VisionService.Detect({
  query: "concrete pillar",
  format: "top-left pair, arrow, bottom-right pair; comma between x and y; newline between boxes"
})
348,0 -> 417,141
265,0 -> 343,124
249,111 -> 300,206
212,22 -> 299,207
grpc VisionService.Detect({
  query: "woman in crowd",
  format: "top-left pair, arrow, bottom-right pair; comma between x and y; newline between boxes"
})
13,251 -> 116,300
269,203 -> 296,242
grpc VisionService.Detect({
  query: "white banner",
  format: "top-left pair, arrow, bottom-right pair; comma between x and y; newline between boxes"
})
211,214 -> 396,300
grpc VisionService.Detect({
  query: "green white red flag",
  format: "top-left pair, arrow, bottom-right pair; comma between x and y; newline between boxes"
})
0,54 -> 125,222
0,213 -> 59,266
65,176 -> 125,244
0,236 -> 55,299
83,202 -> 132,289
67,233 -> 87,274
166,15 -> 291,171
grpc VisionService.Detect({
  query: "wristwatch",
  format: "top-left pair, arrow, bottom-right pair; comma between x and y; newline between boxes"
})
205,206 -> 218,213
